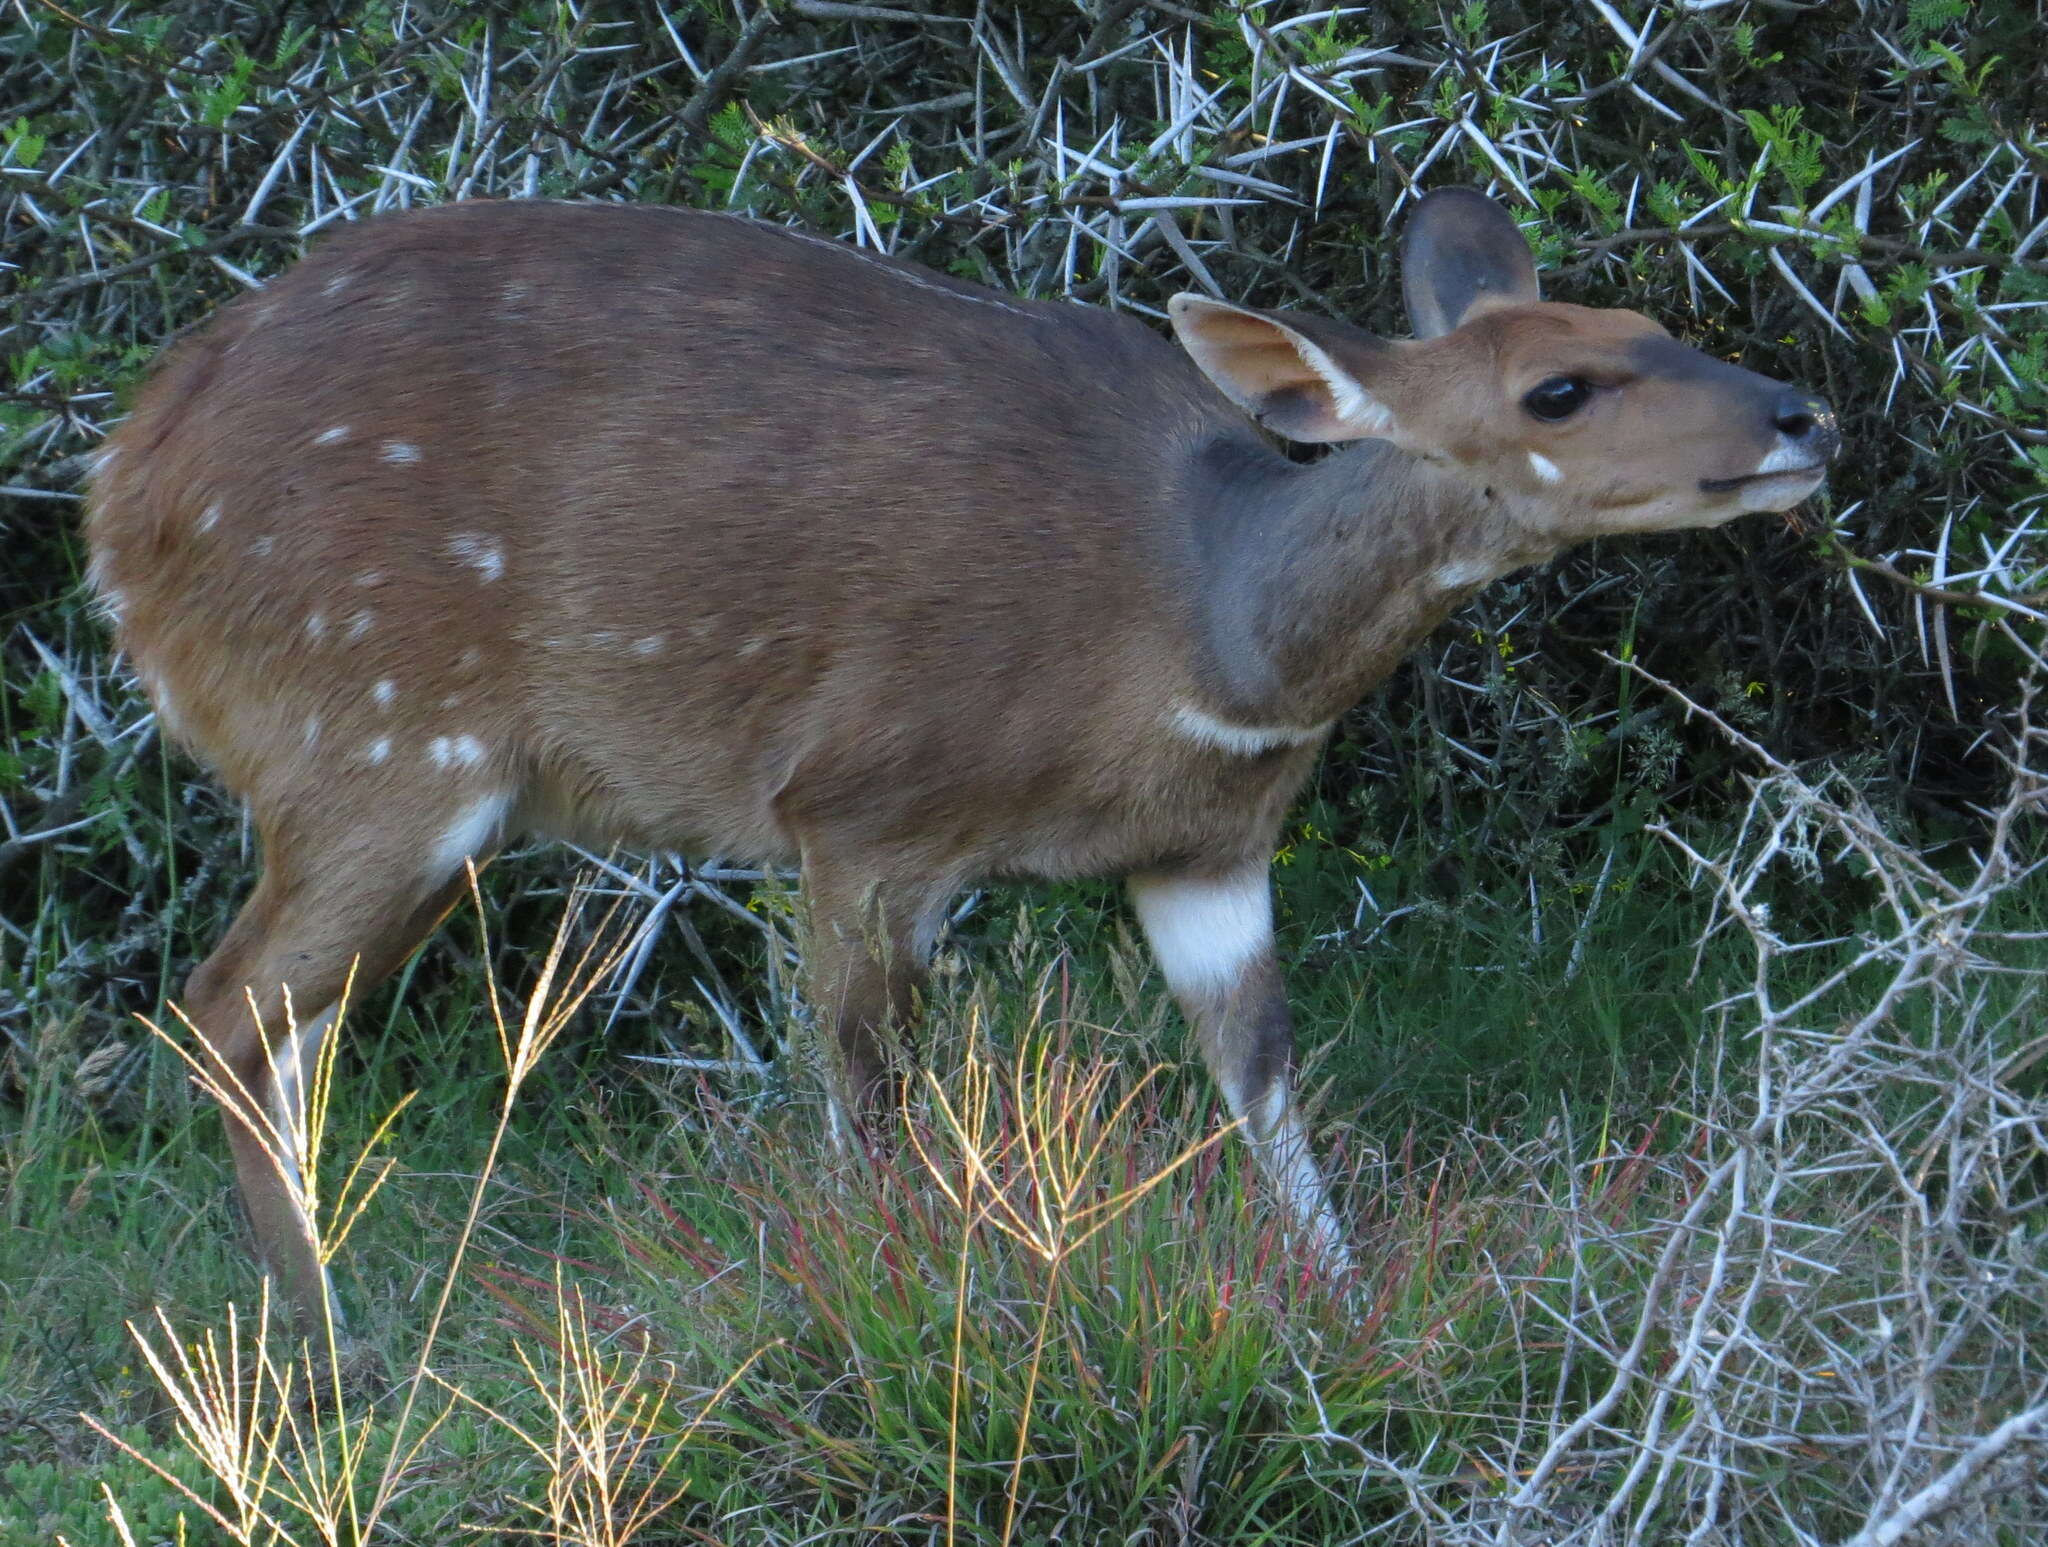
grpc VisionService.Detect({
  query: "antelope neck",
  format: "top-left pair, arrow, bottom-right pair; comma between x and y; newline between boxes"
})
1183,434 -> 1557,729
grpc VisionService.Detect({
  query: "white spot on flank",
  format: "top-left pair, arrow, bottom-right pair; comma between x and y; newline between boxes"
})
1169,704 -> 1330,757
354,571 -> 381,588
348,610 -> 375,640
381,441 -> 421,465
303,714 -> 321,747
588,630 -> 620,650
324,272 -> 350,298
305,611 -> 326,639
428,734 -> 486,769
197,503 -> 222,533
248,535 -> 274,557
365,737 -> 392,764
430,791 -> 513,878
446,533 -> 504,582
632,634 -> 665,656
457,647 -> 482,670
1528,451 -> 1563,484
372,678 -> 397,707
1128,867 -> 1272,999
737,638 -> 766,657
439,693 -> 462,709
314,425 -> 350,445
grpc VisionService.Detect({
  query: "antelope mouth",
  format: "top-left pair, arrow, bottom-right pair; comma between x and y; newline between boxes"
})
1698,464 -> 1828,496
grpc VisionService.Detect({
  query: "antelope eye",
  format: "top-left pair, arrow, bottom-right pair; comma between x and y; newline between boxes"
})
1523,376 -> 1591,422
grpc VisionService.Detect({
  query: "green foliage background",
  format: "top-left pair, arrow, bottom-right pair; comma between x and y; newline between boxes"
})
2,4 -> 2046,1541
5,3 -> 2043,1017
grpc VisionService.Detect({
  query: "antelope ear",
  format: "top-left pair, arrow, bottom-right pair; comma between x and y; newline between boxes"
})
1400,188 -> 1541,338
1169,294 -> 1399,445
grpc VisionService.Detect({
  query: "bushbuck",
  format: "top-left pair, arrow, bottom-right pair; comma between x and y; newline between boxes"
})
84,188 -> 1838,1323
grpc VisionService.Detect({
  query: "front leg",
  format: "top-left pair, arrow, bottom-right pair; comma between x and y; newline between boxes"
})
1128,863 -> 1348,1267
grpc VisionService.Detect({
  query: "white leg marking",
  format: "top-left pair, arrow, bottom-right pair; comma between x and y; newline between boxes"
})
267,1000 -> 347,1329
1241,1082 -> 1349,1269
1129,867 -> 1272,999
269,1002 -> 338,1176
430,791 -> 512,879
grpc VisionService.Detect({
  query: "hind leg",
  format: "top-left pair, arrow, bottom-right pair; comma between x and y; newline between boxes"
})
797,849 -> 952,1140
179,799 -> 507,1326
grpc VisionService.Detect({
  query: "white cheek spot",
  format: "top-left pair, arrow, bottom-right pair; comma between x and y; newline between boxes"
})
446,533 -> 505,582
314,425 -> 350,446
1527,451 -> 1563,484
197,503 -> 222,534
632,634 -> 665,657
1129,868 -> 1273,999
305,611 -> 326,640
248,535 -> 274,557
372,678 -> 397,707
348,610 -> 375,640
428,734 -> 486,769
430,791 -> 513,878
1169,704 -> 1329,757
303,714 -> 322,747
381,441 -> 421,465
365,737 -> 392,765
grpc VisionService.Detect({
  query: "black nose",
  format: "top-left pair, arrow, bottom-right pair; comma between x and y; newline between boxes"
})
1774,390 -> 1838,454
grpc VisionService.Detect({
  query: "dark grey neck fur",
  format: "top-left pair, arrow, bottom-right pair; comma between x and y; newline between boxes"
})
1181,434 -> 1560,727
